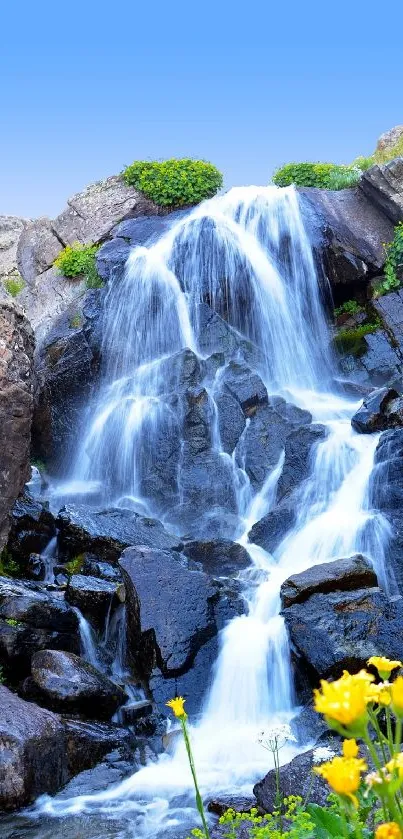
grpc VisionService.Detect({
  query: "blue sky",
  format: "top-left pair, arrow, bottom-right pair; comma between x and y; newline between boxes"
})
2,1 -> 403,218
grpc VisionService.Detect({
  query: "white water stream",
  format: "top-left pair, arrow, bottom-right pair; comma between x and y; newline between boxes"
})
34,186 -> 392,836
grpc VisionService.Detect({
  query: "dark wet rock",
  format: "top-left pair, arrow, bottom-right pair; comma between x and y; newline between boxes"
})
299,185 -> 394,287
26,553 -> 47,581
373,288 -> 403,348
82,555 -> 122,582
120,546 -> 245,713
280,554 -> 377,607
57,749 -> 137,799
0,302 -> 34,552
182,539 -> 251,577
63,718 -> 136,776
360,159 -> 403,225
96,237 -> 131,283
240,398 -> 313,492
196,303 -> 261,365
208,795 -> 260,817
283,586 -> 403,680
112,208 -> 189,245
215,388 -> 246,454
351,386 -> 402,433
7,494 -> 56,562
339,329 -> 403,389
0,684 -> 68,810
248,499 -> 295,554
372,428 -> 403,512
66,574 -> 119,630
219,360 -> 268,414
57,505 -> 182,563
0,576 -> 79,673
276,423 -> 327,502
254,737 -> 339,813
25,649 -> 126,718
118,698 -> 153,726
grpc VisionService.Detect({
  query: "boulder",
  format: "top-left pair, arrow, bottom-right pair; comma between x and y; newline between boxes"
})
373,289 -> 403,349
81,555 -> 122,582
351,386 -> 402,433
18,266 -> 88,350
0,302 -> 34,552
96,238 -> 131,283
0,577 -> 79,672
63,718 -> 136,777
283,586 -> 403,680
248,499 -> 295,553
26,649 -> 126,718
0,216 -> 27,283
182,539 -> 251,577
360,159 -> 403,225
280,555 -> 378,607
0,684 -> 68,810
299,185 -> 394,287
65,574 -> 119,630
339,328 -> 403,389
254,739 -> 338,814
57,505 -> 182,564
276,423 -> 327,502
7,494 -> 56,562
377,125 -> 403,155
17,218 -> 62,283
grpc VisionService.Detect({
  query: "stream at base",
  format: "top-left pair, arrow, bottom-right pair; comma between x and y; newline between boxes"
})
1,187 -> 394,838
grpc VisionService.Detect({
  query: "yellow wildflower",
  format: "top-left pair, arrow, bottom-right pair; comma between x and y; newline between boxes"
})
314,670 -> 373,729
375,823 -> 402,839
342,738 -> 359,758
385,753 -> 403,779
314,755 -> 367,806
368,657 -> 402,680
366,682 -> 391,706
391,676 -> 403,717
166,696 -> 187,719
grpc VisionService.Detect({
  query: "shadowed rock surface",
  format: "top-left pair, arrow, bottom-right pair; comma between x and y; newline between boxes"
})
280,554 -> 377,607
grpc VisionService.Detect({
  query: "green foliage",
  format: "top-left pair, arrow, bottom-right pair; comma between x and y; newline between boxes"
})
272,163 -> 361,191
69,313 -> 83,329
192,798 -> 314,839
0,665 -> 5,685
3,271 -> 25,297
122,158 -> 223,207
64,554 -> 85,576
334,320 -> 380,355
374,133 -> 403,164
381,221 -> 403,293
54,243 -> 103,289
0,549 -> 22,578
334,299 -> 363,318
352,155 -> 375,172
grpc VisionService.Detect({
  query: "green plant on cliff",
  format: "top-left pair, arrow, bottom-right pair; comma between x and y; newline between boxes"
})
382,222 -> 403,292
54,243 -> 103,289
64,554 -> 85,576
334,320 -> 380,355
3,271 -> 25,297
334,300 -> 363,319
122,158 -> 223,207
272,163 -> 362,190
0,548 -> 21,578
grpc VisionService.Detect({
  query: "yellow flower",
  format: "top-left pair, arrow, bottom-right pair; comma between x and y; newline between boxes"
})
166,696 -> 187,719
314,755 -> 367,806
385,753 -> 403,779
343,738 -> 359,758
391,676 -> 403,717
375,823 -> 402,839
314,671 -> 373,729
366,682 -> 391,706
368,657 -> 402,680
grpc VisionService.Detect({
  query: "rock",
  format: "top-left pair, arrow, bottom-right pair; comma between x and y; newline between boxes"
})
17,218 -> 62,283
254,739 -> 339,814
374,289 -> 403,349
0,216 -> 27,283
81,555 -> 122,582
339,329 -> 403,388
219,360 -> 268,414
360,159 -> 403,225
65,574 -> 118,630
7,494 -> 56,562
0,684 -> 68,810
248,499 -> 295,553
182,540 -> 251,577
26,553 -> 47,581
351,386 -> 401,432
377,125 -> 403,155
208,795 -> 260,816
283,586 -> 403,680
26,649 -> 126,718
96,237 -> 131,283
111,209 -> 189,245
63,718 -> 136,777
196,302 -> 261,363
57,505 -> 182,564
119,546 -> 244,713
0,302 -> 34,552
52,175 -> 162,247
18,266 -> 87,350
276,423 -> 327,502
0,577 -> 79,673
55,749 -> 136,800
299,186 -> 394,287
280,555 -> 377,607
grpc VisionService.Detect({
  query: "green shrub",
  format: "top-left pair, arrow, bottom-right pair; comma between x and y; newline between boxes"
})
122,158 -> 223,207
5,618 -> 19,627
382,221 -> 403,292
272,162 -> 361,190
0,549 -> 22,578
3,272 -> 25,297
64,554 -> 85,576
334,299 -> 363,318
334,321 -> 380,355
54,243 -> 103,289
69,313 -> 83,329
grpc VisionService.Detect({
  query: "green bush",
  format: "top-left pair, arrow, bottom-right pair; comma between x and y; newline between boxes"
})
54,243 -> 103,289
334,321 -> 380,355
272,162 -> 361,190
0,549 -> 22,578
64,554 -> 85,576
3,272 -> 25,297
334,299 -> 363,318
122,158 -> 223,207
382,221 -> 403,292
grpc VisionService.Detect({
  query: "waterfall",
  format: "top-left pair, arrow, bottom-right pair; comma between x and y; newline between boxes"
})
36,185 -> 392,835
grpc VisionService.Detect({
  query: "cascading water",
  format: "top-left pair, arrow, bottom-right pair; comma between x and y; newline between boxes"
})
28,186 -> 393,837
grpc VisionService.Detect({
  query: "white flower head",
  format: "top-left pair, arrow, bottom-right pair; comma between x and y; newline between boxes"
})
312,746 -> 336,765
258,723 -> 297,751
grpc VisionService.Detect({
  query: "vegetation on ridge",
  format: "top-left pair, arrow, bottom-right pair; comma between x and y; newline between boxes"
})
122,158 -> 223,207
54,242 -> 103,289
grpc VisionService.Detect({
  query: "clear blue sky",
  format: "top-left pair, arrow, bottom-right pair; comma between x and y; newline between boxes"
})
2,1 -> 403,219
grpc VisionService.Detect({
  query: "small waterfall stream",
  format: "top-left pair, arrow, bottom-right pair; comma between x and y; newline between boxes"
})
26,186 -> 392,836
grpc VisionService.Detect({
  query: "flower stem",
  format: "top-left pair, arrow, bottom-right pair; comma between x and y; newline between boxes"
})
180,718 -> 210,839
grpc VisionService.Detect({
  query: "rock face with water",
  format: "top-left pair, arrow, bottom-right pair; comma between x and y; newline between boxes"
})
351,386 -> 403,432
280,554 -> 377,607
66,574 -> 120,631
0,302 -> 34,552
